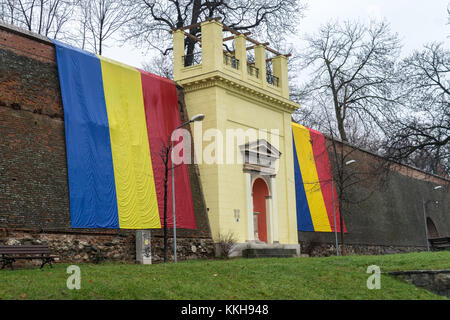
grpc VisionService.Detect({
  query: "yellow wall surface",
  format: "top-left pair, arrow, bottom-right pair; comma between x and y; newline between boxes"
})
175,20 -> 299,245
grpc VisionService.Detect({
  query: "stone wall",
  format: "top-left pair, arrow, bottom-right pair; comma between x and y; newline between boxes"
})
0,230 -> 135,265
0,25 -> 68,229
299,138 -> 450,254
0,229 -> 216,266
389,270 -> 450,298
0,22 -> 214,265
299,241 -> 426,257
151,236 -> 215,262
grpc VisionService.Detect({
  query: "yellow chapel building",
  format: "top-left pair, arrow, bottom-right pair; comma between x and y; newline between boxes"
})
173,19 -> 300,256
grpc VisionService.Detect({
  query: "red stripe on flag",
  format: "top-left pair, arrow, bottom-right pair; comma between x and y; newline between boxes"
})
307,128 -> 346,233
138,69 -> 197,229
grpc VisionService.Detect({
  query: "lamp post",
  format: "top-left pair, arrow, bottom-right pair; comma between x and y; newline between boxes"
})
332,175 -> 338,256
422,185 -> 442,252
171,114 -> 205,263
332,159 -> 356,256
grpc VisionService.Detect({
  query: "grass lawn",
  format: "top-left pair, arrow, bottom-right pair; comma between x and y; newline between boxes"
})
0,251 -> 449,300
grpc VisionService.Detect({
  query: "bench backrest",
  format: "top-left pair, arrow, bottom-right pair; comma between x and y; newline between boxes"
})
0,245 -> 51,255
429,237 -> 450,246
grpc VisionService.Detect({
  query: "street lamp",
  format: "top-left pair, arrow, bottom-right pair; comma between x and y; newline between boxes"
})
171,114 -> 205,263
345,160 -> 356,166
422,185 -> 442,251
332,159 -> 356,256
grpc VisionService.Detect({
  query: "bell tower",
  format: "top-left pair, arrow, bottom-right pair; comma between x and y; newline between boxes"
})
172,18 -> 300,255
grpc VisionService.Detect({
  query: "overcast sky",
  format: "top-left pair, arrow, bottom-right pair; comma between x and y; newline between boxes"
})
104,0 -> 450,69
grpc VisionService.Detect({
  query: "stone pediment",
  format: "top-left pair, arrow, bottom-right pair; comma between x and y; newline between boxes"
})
239,139 -> 281,175
240,139 -> 281,158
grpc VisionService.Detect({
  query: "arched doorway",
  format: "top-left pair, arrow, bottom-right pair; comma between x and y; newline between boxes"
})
426,217 -> 439,238
252,178 -> 269,242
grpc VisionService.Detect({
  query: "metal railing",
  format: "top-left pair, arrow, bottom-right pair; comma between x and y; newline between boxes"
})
266,72 -> 279,87
223,53 -> 240,70
247,63 -> 259,78
182,51 -> 202,67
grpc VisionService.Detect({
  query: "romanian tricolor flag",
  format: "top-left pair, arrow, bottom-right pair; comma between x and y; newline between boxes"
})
54,40 -> 196,230
292,123 -> 346,232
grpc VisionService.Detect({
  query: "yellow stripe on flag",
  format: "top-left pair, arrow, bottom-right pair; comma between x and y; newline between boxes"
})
292,123 -> 331,232
99,56 -> 161,229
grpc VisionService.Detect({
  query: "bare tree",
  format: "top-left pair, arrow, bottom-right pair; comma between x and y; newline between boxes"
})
447,2 -> 450,28
125,0 -> 305,70
326,131 -> 390,255
0,0 -> 16,24
75,0 -> 131,55
71,0 -> 89,50
294,103 -> 391,256
159,141 -> 171,263
294,20 -> 401,144
384,42 -> 449,176
142,54 -> 174,79
158,137 -> 190,262
0,0 -> 72,38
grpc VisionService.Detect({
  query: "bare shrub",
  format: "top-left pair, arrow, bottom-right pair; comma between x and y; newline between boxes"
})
216,232 -> 237,259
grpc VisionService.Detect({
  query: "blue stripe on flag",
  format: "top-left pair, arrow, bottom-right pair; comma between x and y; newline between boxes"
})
293,135 -> 315,231
53,40 -> 119,228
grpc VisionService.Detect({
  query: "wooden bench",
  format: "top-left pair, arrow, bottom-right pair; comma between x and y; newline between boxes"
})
0,245 -> 55,270
428,237 -> 450,251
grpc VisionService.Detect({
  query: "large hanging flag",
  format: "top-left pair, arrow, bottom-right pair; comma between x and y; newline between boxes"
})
54,40 -> 196,230
292,123 -> 346,232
